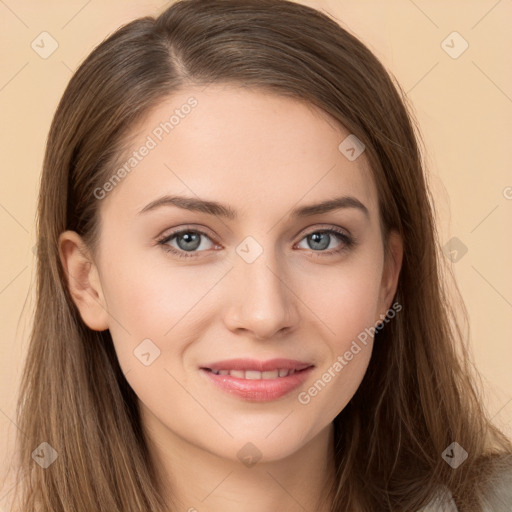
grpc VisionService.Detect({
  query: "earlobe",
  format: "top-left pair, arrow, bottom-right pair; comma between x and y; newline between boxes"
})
377,230 -> 403,320
58,230 -> 109,331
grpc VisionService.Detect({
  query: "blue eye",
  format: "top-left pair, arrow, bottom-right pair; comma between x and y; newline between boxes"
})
301,230 -> 355,257
157,228 -> 216,258
157,226 -> 356,259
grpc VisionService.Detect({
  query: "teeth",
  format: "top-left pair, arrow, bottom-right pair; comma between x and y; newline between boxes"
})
210,368 -> 298,379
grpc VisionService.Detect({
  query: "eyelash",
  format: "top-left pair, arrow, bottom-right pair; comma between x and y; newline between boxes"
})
156,225 -> 357,260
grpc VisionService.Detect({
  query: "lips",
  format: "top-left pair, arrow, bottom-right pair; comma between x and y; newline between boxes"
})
208,368 -> 297,379
199,358 -> 314,401
201,358 -> 312,373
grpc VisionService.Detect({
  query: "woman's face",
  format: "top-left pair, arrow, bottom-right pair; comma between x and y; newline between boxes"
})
61,84 -> 402,464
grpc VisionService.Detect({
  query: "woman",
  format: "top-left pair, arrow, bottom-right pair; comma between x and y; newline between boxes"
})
7,0 -> 512,510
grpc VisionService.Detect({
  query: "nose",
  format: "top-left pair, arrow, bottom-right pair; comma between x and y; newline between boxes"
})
223,250 -> 300,340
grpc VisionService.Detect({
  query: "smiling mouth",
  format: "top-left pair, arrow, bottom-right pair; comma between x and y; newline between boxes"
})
200,365 -> 314,401
202,367 -> 310,379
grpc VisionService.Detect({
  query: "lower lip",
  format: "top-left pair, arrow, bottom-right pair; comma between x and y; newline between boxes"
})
200,367 -> 314,402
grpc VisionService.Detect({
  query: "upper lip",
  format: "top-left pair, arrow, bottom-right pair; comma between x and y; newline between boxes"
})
201,358 -> 314,372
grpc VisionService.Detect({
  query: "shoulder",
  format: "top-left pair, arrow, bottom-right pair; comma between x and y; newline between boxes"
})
479,455 -> 512,512
418,455 -> 512,512
417,487 -> 458,512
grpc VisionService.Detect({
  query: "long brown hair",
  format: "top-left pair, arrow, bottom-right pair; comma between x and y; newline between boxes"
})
6,1 -> 511,510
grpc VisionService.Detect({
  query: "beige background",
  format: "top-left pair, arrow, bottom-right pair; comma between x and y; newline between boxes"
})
1,0 -> 511,505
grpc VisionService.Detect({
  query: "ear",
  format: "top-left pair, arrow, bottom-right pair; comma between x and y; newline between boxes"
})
58,230 -> 109,331
376,230 -> 403,323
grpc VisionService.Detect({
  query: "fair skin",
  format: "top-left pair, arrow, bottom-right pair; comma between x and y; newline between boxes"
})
59,84 -> 402,512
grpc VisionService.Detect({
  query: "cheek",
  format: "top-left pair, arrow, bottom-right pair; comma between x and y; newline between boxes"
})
99,247 -> 226,371
296,253 -> 382,416
297,295 -> 377,427
299,343 -> 372,427
301,251 -> 384,342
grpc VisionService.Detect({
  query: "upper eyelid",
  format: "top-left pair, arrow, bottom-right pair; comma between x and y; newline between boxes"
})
158,225 -> 217,243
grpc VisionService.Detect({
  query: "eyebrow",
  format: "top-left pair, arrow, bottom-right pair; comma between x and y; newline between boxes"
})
137,194 -> 369,220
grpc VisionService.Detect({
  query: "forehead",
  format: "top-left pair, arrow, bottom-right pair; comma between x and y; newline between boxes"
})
99,84 -> 379,224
